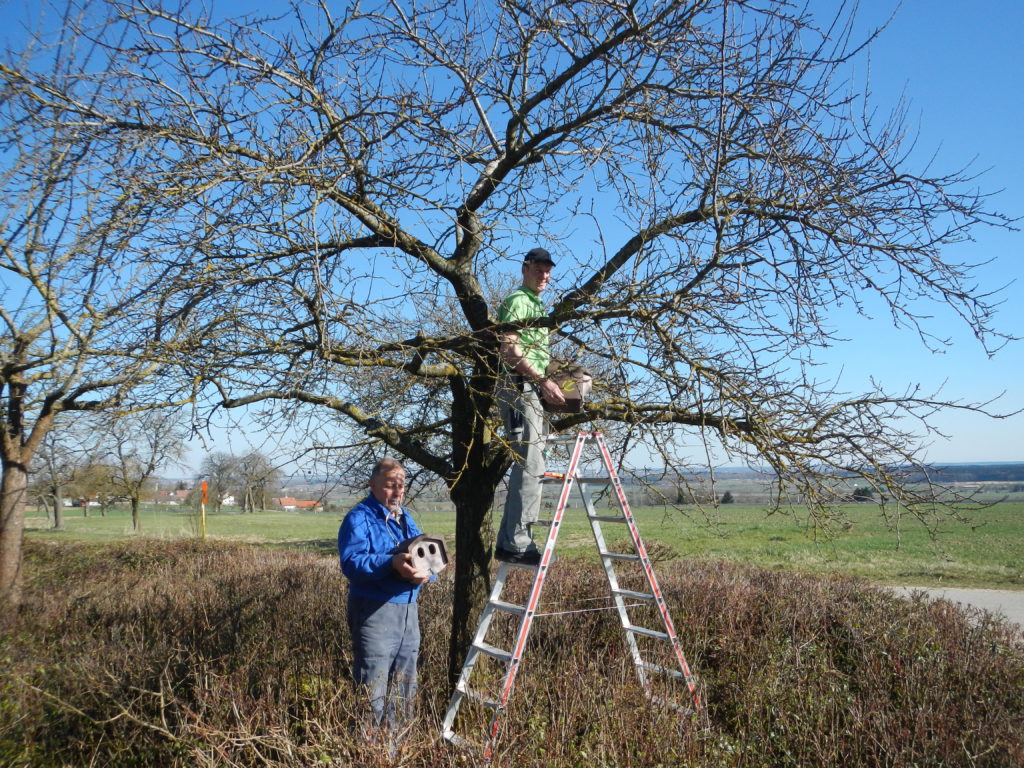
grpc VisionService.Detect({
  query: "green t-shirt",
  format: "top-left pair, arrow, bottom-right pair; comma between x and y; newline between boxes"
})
498,286 -> 549,374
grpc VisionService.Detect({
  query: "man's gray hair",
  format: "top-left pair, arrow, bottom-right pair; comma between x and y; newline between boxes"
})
370,458 -> 404,481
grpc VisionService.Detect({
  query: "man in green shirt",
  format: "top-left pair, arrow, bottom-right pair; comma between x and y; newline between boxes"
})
494,248 -> 565,565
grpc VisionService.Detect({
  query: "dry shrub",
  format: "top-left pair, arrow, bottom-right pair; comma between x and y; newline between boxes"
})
1,540 -> 1021,767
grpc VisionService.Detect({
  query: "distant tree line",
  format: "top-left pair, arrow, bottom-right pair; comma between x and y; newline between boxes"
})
920,464 -> 1024,483
29,412 -> 190,533
27,416 -> 290,530
195,451 -> 284,514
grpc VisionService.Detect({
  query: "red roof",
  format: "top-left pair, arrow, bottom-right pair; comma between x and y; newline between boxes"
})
276,497 -> 323,509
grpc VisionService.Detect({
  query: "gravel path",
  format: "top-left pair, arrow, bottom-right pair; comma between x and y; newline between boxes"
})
892,587 -> 1024,629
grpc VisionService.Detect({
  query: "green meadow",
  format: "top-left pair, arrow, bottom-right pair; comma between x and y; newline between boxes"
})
26,498 -> 1024,588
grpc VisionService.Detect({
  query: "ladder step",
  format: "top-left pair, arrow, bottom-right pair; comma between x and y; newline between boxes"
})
649,695 -> 696,715
626,625 -> 669,640
541,475 -> 611,485
612,588 -> 655,601
443,731 -> 482,750
642,660 -> 686,680
473,641 -> 513,662
489,599 -> 526,616
601,551 -> 641,562
545,434 -> 590,444
458,684 -> 500,710
501,558 -> 541,570
589,514 -> 628,523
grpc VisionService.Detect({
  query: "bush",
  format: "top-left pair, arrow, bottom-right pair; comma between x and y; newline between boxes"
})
1,539 -> 1022,767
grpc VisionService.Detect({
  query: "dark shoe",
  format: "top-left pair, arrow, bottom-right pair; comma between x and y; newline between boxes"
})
494,548 -> 542,566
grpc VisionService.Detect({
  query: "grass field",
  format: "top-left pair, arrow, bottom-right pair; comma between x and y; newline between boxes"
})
26,497 -> 1024,588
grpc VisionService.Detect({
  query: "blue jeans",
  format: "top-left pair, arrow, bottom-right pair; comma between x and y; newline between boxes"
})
347,595 -> 420,737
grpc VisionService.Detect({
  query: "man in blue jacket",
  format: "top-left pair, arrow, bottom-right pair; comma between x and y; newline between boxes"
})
338,459 -> 430,740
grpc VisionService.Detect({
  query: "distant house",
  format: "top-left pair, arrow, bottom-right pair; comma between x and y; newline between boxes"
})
275,496 -> 324,513
156,489 -> 192,505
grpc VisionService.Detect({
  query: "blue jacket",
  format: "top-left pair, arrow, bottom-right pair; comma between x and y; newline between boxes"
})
338,494 -> 425,604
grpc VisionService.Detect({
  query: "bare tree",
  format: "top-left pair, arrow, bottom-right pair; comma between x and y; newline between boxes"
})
70,459 -> 121,517
0,17 -> 193,609
198,452 -> 241,514
6,0 -> 1014,675
30,417 -> 116,521
28,429 -> 79,529
88,411 -> 190,533
235,451 -> 280,514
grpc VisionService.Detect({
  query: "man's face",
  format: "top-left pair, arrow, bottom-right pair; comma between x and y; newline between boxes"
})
370,467 -> 406,512
522,261 -> 553,294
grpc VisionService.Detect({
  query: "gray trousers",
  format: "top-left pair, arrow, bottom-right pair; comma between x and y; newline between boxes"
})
347,595 -> 420,737
497,376 -> 548,553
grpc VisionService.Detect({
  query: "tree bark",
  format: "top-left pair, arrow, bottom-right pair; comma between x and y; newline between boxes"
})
445,369 -> 506,687
52,488 -> 65,531
447,482 -> 497,689
0,460 -> 29,613
131,496 -> 141,534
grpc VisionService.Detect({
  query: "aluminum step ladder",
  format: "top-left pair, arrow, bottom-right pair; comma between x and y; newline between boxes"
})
441,430 -> 701,758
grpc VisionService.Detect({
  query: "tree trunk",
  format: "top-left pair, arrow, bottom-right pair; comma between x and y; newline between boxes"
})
52,490 -> 65,531
443,366 -> 507,687
0,460 -> 29,613
447,482 -> 497,688
131,495 -> 141,533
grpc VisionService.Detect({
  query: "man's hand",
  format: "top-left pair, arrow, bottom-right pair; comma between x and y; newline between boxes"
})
539,377 -> 566,406
500,334 -> 565,406
392,552 -> 430,584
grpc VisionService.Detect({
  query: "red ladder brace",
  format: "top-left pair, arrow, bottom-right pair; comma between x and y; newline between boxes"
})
441,431 -> 701,758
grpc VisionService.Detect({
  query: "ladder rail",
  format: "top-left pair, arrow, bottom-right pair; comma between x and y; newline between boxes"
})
442,560 -> 518,736
582,474 -> 650,687
593,433 -> 702,707
480,430 -> 589,759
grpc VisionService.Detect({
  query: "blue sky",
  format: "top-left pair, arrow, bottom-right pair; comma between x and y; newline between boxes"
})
195,0 -> 1024,470
806,0 -> 1023,463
